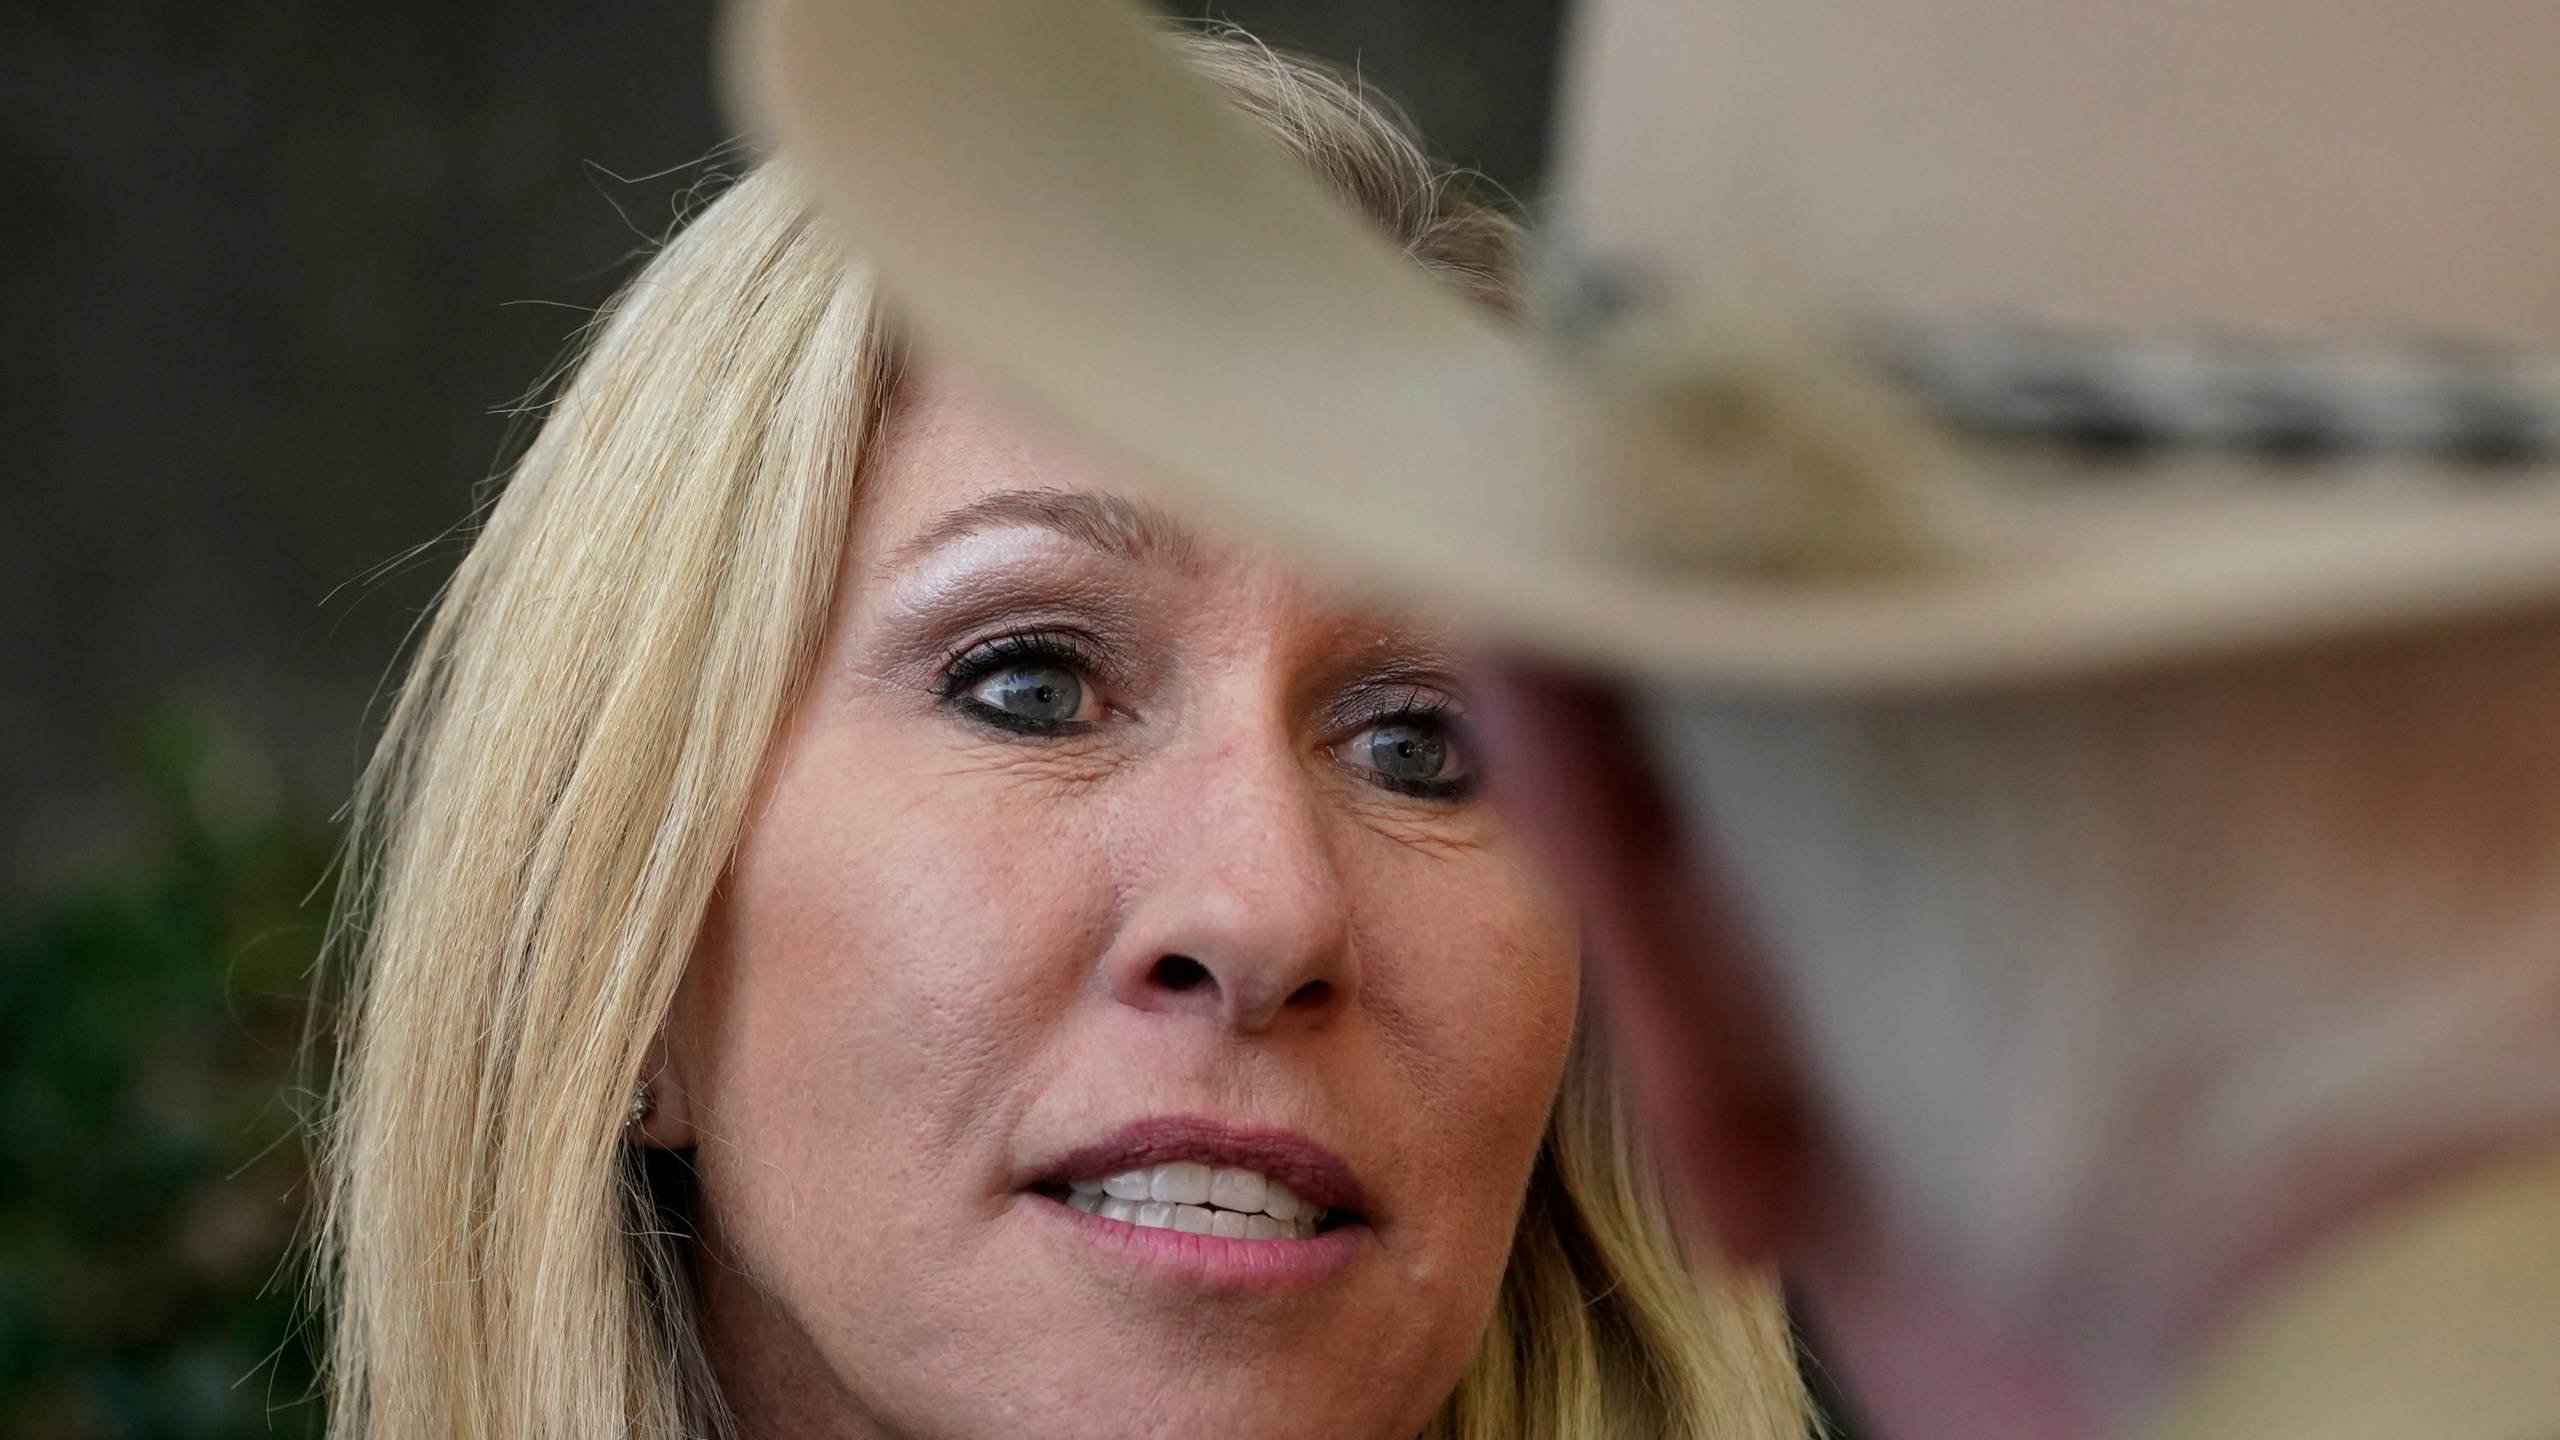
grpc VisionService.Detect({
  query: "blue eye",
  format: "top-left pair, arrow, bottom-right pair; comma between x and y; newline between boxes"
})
940,632 -> 1105,736
1363,721 -> 1447,783
1338,713 -> 1471,799
968,663 -> 1084,724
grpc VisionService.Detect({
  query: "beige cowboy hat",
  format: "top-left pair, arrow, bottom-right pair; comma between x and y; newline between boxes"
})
722,0 -> 2560,693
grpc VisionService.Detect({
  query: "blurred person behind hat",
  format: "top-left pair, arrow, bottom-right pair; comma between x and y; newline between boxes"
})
731,2 -> 2560,1438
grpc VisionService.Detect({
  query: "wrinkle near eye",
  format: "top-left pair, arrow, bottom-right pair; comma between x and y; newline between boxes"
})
1320,765 -> 1503,857
1355,812 -> 1499,859
929,734 -> 1122,789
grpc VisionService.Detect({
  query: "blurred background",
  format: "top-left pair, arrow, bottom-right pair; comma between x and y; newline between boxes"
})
0,2 -> 1576,1435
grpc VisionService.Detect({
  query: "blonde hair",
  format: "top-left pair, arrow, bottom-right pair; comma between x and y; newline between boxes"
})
318,31 -> 1807,1440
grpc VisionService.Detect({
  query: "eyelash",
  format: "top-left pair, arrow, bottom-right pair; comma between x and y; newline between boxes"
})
933,634 -> 1476,803
935,629 -> 1108,737
1339,692 -> 1477,803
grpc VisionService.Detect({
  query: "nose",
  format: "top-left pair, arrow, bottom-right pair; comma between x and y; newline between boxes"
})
1105,731 -> 1356,1035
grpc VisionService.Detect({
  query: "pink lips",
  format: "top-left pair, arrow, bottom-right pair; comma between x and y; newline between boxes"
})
1035,1114 -> 1369,1216
1023,1115 -> 1371,1291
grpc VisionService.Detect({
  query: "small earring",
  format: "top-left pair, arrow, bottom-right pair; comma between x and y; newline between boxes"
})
627,1082 -> 653,1129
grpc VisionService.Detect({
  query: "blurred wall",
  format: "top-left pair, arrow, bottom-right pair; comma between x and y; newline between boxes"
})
0,0 -> 1567,899
1,0 -> 737,894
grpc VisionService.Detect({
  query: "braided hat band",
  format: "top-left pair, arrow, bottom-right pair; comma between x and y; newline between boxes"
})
1876,323 -> 2560,470
1538,254 -> 2560,589
1558,289 -> 2560,588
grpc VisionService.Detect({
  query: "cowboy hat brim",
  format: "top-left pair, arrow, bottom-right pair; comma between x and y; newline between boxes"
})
725,0 -> 2560,693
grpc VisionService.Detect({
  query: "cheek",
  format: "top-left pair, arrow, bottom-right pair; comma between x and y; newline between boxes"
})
1354,837 -> 1580,1232
679,722 -> 1116,1259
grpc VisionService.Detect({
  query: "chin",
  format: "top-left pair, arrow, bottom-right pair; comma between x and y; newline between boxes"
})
830,1250 -> 1470,1440
895,1343 -> 1457,1440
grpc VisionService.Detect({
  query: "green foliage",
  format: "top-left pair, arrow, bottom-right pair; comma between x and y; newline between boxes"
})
0,713 -> 330,1439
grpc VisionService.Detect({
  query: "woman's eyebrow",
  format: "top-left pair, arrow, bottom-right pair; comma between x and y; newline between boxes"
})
886,488 -> 1202,573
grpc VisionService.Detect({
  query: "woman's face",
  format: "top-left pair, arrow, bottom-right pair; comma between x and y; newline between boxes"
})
653,358 -> 1579,1440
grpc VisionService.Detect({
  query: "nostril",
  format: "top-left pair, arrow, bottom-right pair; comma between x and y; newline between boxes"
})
1149,955 -> 1212,992
1285,979 -> 1332,1010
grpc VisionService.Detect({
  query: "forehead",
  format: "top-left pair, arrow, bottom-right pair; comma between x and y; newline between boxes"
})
840,352 -> 1464,669
856,354 -> 1212,563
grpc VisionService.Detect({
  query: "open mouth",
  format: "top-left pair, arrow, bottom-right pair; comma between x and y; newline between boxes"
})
1034,1161 -> 1339,1240
1027,1116 -> 1369,1256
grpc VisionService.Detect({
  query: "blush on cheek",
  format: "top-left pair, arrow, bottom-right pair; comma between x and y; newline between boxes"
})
713,720 -> 1123,1151
1364,846 -> 1580,1127
1336,838 -> 1580,1309
676,725 -> 1149,1426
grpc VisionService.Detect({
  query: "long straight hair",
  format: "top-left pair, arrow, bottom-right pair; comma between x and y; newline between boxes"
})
318,32 -> 1808,1440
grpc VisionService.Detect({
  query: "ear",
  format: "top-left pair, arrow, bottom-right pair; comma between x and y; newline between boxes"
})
635,887 -> 743,1153
630,1026 -> 700,1150
1475,657 -> 1820,1264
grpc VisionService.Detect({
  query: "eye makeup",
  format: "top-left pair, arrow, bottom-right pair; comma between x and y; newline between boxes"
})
853,530 -> 1153,693
857,512 -> 1482,803
936,629 -> 1115,737
1324,673 -> 1478,802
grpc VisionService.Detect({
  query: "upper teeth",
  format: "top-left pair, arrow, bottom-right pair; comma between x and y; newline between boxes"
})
1064,1161 -> 1322,1240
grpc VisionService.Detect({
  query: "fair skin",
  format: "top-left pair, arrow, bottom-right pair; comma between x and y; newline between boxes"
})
638,357 -> 1580,1440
